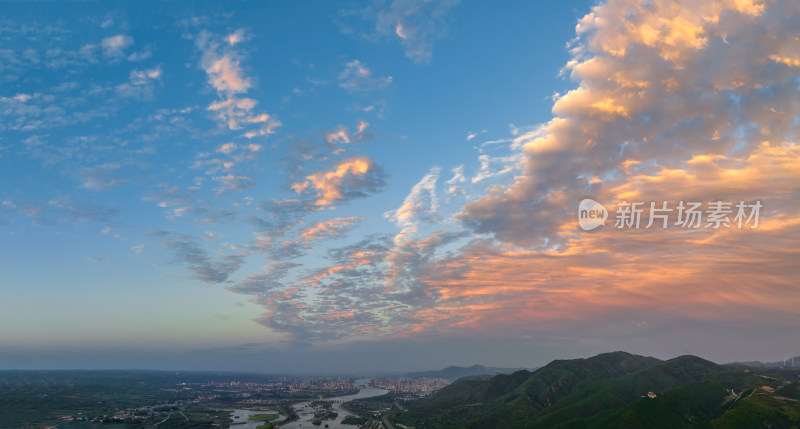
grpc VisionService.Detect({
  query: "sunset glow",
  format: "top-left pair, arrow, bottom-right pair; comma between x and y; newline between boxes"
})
1,0 -> 798,373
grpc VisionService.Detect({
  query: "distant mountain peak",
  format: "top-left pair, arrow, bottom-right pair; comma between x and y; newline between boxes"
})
403,364 -> 529,381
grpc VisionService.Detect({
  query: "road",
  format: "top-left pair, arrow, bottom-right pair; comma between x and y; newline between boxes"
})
381,414 -> 395,429
153,412 -> 172,426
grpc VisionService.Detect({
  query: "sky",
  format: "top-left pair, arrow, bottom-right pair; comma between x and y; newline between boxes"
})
1,0 -> 799,374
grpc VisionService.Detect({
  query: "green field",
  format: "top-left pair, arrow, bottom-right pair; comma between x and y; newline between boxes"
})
249,413 -> 280,421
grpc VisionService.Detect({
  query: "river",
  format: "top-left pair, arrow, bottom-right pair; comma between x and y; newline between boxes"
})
280,379 -> 388,429
229,379 -> 389,429
228,409 -> 284,429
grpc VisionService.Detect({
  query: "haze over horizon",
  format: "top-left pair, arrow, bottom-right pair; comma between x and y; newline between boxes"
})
2,0 -> 799,374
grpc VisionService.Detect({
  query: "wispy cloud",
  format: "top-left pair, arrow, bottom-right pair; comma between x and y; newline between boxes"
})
196,29 -> 281,134
213,174 -> 255,195
291,156 -> 387,207
338,60 -> 392,92
343,0 -> 461,63
115,66 -> 162,99
160,231 -> 244,284
387,166 -> 440,241
78,162 -> 123,190
298,216 -> 363,243
0,197 -> 118,227
101,34 -> 133,59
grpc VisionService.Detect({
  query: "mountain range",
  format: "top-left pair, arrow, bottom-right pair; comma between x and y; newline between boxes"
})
732,355 -> 800,368
403,365 -> 531,381
392,351 -> 800,428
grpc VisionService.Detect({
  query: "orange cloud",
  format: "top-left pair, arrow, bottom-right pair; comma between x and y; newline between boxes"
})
292,156 -> 381,207
298,216 -> 362,243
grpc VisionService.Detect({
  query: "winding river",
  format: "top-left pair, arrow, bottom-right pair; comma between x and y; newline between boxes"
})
228,409 -> 284,429
229,379 -> 389,429
280,379 -> 389,429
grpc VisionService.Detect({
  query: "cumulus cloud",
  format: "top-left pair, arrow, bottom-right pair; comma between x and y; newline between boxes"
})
205,54 -> 250,93
338,60 -> 392,92
459,0 -> 800,248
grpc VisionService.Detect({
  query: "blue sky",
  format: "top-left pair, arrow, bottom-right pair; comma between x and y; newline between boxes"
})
2,0 -> 799,373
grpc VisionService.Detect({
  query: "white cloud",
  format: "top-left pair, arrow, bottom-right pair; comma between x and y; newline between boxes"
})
115,66 -> 162,99
445,165 -> 466,195
101,34 -> 133,58
226,29 -> 250,46
127,50 -> 152,62
205,54 -> 250,93
387,167 -> 440,241
217,142 -> 237,154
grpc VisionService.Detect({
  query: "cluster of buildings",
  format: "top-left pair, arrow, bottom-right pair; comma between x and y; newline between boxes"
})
63,377 -> 357,424
199,377 -> 355,395
110,399 -> 198,423
283,377 -> 355,394
373,377 -> 450,396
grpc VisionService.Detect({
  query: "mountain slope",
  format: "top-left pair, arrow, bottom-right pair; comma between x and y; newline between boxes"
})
573,372 -> 767,428
711,386 -> 800,428
395,352 -> 800,429
399,351 -> 661,428
534,355 -> 731,428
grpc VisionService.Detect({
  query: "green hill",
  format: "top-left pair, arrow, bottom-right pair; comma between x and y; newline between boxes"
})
580,372 -> 766,428
395,352 -> 800,429
712,386 -> 800,428
398,351 -> 661,428
536,355 -> 733,428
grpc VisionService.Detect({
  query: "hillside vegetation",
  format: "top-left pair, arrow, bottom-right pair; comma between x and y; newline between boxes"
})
395,352 -> 800,428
